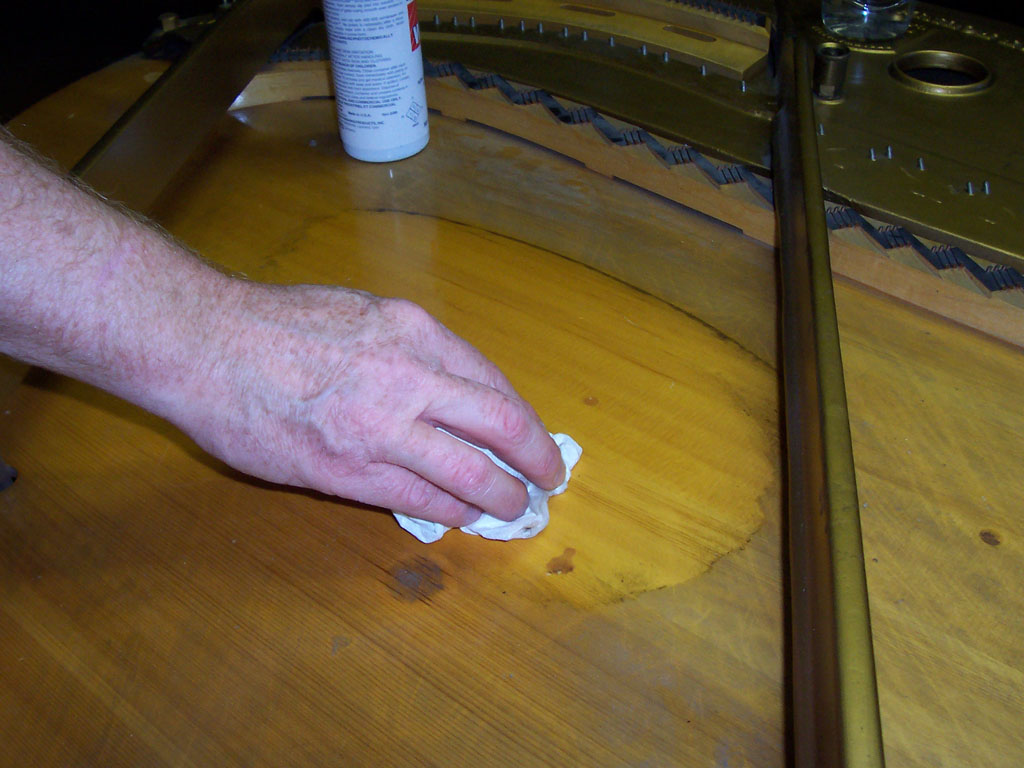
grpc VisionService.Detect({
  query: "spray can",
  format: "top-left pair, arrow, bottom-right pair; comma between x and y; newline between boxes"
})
323,0 -> 429,162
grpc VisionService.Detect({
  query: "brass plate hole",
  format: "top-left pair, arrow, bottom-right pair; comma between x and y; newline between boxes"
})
891,50 -> 992,95
818,42 -> 850,60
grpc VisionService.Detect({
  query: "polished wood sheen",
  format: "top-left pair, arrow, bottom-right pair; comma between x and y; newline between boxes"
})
2,57 -> 1022,767
234,60 -> 1024,349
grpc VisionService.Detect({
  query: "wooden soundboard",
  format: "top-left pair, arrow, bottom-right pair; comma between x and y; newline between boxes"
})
1,53 -> 1020,766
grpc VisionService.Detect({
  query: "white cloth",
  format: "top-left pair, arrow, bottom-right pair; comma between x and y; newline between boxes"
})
394,432 -> 582,543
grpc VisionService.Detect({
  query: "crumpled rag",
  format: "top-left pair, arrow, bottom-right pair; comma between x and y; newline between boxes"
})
394,432 -> 582,543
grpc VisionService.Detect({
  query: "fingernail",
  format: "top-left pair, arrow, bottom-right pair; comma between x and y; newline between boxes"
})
461,507 -> 483,526
546,459 -> 567,490
508,499 -> 528,521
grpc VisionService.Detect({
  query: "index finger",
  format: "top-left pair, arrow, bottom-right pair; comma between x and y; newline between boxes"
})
433,322 -> 522,400
424,378 -> 566,491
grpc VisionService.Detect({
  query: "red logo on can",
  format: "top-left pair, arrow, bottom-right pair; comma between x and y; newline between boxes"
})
408,1 -> 420,51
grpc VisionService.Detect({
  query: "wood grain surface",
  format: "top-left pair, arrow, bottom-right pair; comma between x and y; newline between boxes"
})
234,60 -> 1024,349
2,56 -> 1021,767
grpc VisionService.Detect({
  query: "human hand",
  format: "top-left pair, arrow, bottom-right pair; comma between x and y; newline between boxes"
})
170,281 -> 566,527
0,132 -> 563,525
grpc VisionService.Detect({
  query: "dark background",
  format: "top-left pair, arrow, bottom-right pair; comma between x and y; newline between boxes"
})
1,1 -> 223,123
1,0 -> 1020,123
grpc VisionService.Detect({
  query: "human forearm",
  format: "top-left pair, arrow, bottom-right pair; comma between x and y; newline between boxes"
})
0,129 -> 233,420
0,130 -> 566,527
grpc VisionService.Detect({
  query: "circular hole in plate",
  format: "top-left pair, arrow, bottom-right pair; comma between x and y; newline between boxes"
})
891,50 -> 992,95
818,41 -> 851,60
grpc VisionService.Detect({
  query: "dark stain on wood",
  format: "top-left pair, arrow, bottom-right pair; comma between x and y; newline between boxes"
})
0,458 -> 16,491
547,547 -> 576,575
979,529 -> 1001,547
390,557 -> 444,601
583,396 -> 599,406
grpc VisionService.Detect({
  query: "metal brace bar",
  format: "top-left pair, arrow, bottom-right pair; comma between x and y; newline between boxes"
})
773,1 -> 886,766
73,0 -> 319,212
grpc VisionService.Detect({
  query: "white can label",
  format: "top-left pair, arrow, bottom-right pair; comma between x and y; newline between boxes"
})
324,0 -> 430,162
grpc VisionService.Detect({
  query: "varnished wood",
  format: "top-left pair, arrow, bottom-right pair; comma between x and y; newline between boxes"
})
5,56 -> 169,173
2,57 -> 1022,767
234,61 -> 1024,350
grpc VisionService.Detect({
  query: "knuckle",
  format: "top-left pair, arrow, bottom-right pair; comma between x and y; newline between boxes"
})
446,452 -> 495,498
491,397 -> 532,446
311,391 -> 387,447
384,297 -> 436,335
393,478 -> 441,516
